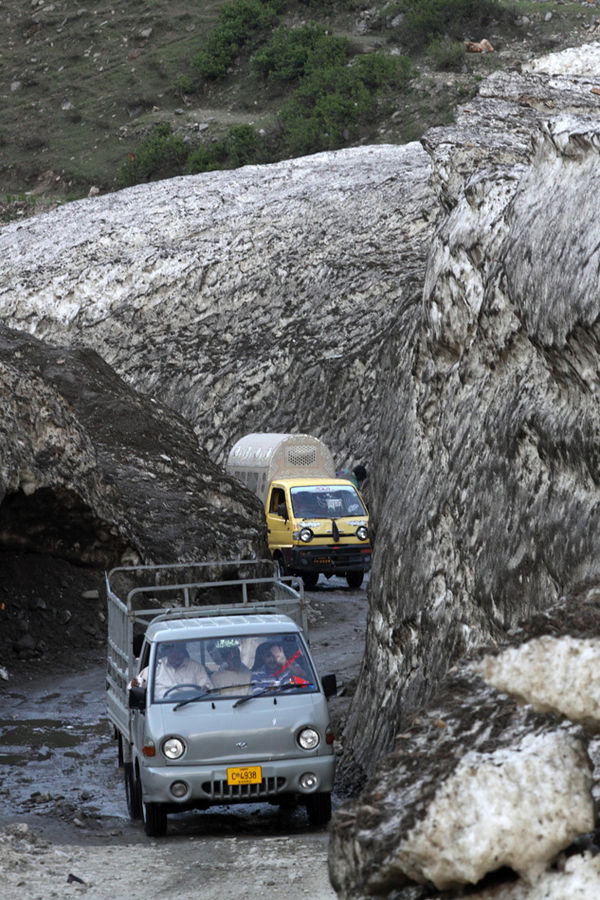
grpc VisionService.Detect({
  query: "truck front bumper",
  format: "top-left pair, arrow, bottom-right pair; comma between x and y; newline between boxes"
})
289,543 -> 371,575
140,754 -> 335,806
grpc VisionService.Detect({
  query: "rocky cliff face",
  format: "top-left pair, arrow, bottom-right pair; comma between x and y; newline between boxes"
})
343,51 -> 600,775
3,42 -> 600,808
0,144 -> 437,469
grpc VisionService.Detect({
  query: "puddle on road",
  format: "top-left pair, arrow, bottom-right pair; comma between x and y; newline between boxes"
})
0,718 -> 107,765
0,669 -> 338,841
0,666 -> 127,824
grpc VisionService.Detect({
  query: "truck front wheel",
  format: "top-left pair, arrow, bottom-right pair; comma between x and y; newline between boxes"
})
274,553 -> 289,577
143,801 -> 167,837
306,791 -> 331,826
346,571 -> 364,589
124,762 -> 142,820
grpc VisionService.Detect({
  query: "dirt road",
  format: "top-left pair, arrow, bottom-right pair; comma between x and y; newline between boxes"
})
0,574 -> 367,899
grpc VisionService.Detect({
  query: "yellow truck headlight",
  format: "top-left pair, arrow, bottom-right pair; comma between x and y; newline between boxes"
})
356,525 -> 368,541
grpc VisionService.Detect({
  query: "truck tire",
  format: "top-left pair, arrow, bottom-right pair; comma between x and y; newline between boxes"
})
143,801 -> 167,837
302,572 -> 319,589
346,571 -> 364,589
276,794 -> 298,810
124,762 -> 142,820
274,553 -> 289,577
306,791 -> 331,826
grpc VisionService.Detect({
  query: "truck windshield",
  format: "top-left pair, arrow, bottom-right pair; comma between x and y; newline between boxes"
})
290,484 -> 366,518
150,632 -> 318,703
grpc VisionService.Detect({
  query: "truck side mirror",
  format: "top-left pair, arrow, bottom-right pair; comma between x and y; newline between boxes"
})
129,686 -> 147,710
321,673 -> 337,699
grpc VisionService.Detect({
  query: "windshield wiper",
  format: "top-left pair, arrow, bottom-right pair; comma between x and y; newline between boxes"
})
173,683 -> 255,710
233,680 -> 313,708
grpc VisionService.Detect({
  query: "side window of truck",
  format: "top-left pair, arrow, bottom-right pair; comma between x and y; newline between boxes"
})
269,488 -> 285,515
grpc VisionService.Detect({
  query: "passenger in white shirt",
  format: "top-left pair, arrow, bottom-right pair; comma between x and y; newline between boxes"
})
131,643 -> 212,699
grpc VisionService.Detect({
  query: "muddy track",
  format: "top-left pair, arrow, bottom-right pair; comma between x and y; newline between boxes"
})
0,557 -> 367,898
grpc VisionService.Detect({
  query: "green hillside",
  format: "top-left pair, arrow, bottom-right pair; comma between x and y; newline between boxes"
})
1,0 -> 596,219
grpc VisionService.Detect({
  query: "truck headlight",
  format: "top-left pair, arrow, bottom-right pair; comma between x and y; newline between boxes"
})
299,528 -> 313,543
297,727 -> 320,750
162,737 -> 185,759
356,525 -> 368,541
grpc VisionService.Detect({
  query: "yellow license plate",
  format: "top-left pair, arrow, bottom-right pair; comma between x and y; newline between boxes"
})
227,766 -> 262,786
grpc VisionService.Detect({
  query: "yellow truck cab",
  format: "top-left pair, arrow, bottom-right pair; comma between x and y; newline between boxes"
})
227,434 -> 371,589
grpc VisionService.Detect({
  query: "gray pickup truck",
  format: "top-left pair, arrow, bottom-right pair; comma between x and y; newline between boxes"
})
106,560 -> 337,837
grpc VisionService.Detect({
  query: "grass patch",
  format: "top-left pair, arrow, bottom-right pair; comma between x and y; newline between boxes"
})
426,37 -> 467,71
0,0 -> 593,204
388,0 -> 508,51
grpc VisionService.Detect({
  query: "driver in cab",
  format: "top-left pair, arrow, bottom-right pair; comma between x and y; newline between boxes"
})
131,642 -> 212,699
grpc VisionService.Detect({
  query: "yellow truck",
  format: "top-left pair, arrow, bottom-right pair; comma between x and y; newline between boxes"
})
226,434 -> 371,589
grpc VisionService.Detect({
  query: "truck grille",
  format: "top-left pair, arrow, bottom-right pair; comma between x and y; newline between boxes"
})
202,777 -> 286,800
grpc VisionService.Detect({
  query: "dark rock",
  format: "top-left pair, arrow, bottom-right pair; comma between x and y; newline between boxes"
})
0,326 -> 267,568
14,633 -> 36,652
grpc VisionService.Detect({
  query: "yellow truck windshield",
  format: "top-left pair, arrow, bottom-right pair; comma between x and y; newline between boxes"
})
290,485 -> 366,518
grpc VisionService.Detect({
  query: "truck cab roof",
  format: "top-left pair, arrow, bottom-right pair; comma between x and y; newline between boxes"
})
271,476 -> 355,488
145,612 -> 300,644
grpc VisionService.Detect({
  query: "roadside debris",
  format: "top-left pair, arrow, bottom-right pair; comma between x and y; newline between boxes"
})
465,39 -> 494,53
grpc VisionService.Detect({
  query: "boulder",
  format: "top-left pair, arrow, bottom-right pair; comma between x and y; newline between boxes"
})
329,591 -> 600,898
0,325 -> 266,566
477,635 -> 600,731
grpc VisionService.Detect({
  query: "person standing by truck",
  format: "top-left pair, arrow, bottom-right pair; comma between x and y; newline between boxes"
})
336,464 -> 367,490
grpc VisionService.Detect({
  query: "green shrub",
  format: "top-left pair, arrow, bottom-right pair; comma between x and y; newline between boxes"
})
174,74 -> 193,95
184,145 -> 223,173
352,52 -> 413,89
279,65 -> 372,155
223,124 -> 265,166
185,125 -> 266,174
251,25 -> 350,84
278,52 -> 412,156
392,0 -> 504,51
118,123 -> 188,187
426,37 -> 466,71
193,0 -> 284,80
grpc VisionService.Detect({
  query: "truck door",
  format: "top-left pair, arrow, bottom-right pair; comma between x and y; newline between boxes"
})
266,485 -> 293,552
